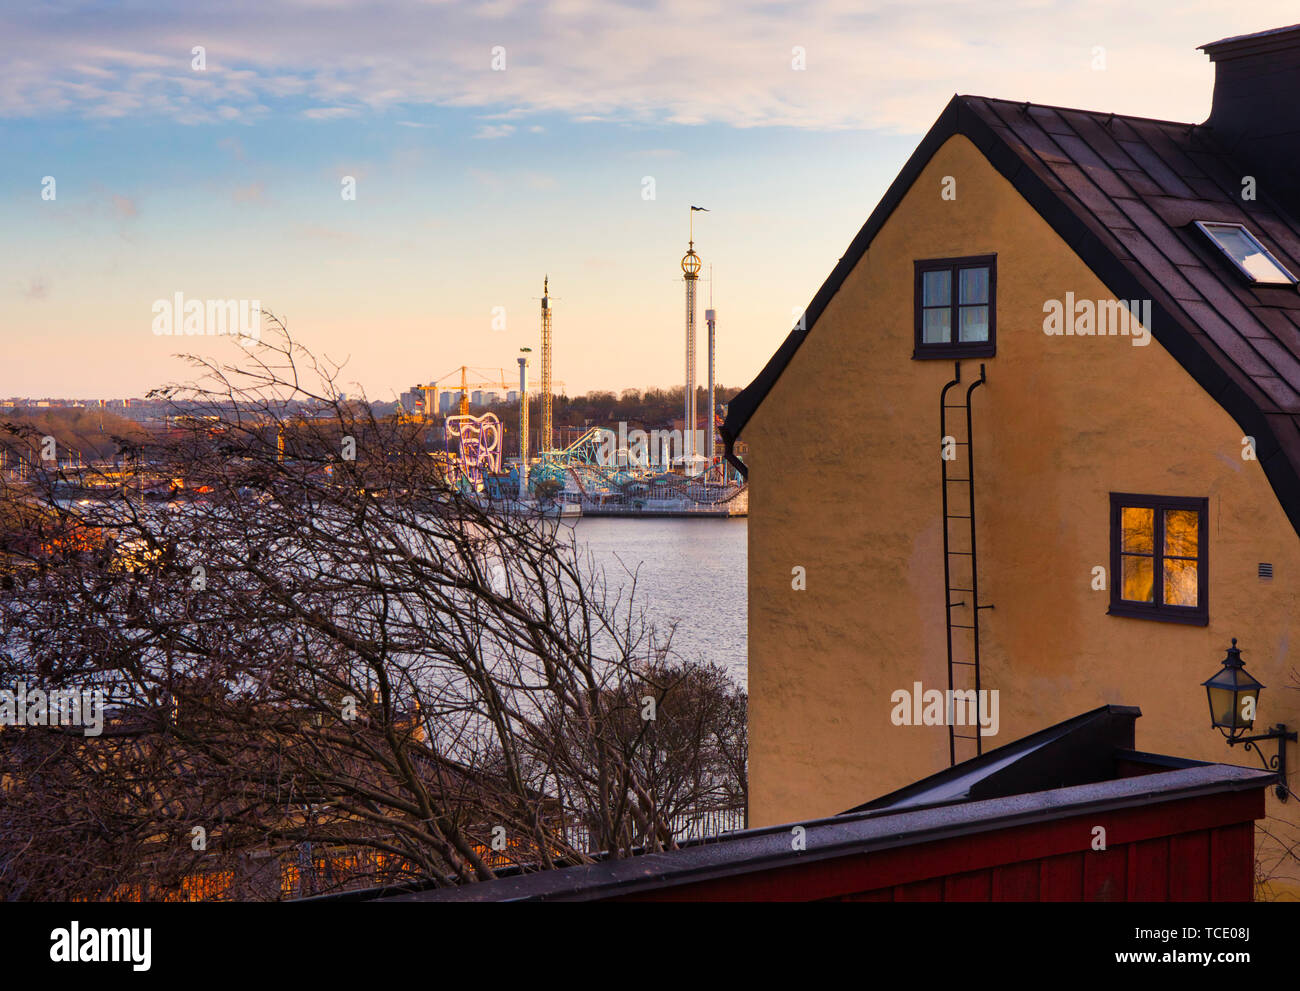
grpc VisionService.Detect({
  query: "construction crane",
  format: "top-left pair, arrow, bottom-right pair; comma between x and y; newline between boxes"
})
411,366 -> 565,426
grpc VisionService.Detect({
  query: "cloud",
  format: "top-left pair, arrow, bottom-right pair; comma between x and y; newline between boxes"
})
111,194 -> 138,219
22,276 -> 49,300
303,107 -> 360,120
473,123 -> 515,139
0,2 -> 1296,132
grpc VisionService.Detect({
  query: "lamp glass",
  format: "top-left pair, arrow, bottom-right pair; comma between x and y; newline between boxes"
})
1205,683 -> 1258,731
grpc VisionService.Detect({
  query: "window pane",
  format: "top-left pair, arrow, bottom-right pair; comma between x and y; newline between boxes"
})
1121,554 -> 1154,602
1163,509 -> 1198,557
958,305 -> 988,342
1204,224 -> 1294,284
959,267 -> 989,304
922,270 -> 951,306
1163,557 -> 1198,607
923,308 -> 950,343
1120,507 -> 1154,553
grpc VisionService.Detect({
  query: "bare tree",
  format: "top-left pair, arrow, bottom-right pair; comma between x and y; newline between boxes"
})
0,319 -> 747,900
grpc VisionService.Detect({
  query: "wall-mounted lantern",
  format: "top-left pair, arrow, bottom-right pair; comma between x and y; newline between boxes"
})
1203,638 -> 1296,800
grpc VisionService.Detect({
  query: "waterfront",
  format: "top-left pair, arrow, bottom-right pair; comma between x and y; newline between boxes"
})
572,516 -> 748,686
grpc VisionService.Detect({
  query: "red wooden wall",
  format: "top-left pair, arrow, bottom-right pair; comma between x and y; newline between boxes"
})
616,790 -> 1262,902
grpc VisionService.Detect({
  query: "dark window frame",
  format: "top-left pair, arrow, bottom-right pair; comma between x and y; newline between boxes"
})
1108,492 -> 1209,626
913,254 -> 997,360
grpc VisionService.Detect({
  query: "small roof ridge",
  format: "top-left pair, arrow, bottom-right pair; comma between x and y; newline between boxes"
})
1201,22 -> 1300,57
957,93 -> 1197,130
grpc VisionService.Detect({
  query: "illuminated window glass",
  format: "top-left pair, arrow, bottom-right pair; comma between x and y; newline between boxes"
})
1109,494 -> 1207,625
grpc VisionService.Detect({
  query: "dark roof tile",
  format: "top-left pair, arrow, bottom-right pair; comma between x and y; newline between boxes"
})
1179,263 -> 1271,332
1189,325 -> 1274,381
1251,375 -> 1300,412
1027,105 -> 1080,137
1112,198 -> 1201,263
1118,140 -> 1198,197
1250,338 -> 1300,392
986,102 -> 1073,164
1110,232 -> 1202,301
1047,163 -> 1133,228
1132,122 -> 1209,179
1061,113 -> 1141,170
1112,169 -> 1168,199
1186,175 -> 1231,200
1249,214 -> 1300,272
1251,307 -> 1300,345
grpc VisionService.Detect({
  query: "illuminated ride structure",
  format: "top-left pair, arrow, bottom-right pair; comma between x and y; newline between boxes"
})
523,426 -> 746,515
444,412 -> 503,490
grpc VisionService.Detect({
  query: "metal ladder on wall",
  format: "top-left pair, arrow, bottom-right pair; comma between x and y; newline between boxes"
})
939,362 -> 991,766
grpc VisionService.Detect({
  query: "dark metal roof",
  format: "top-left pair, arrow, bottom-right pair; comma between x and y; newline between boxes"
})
342,704 -> 1270,902
842,704 -> 1146,814
369,763 -> 1270,902
721,88 -> 1300,536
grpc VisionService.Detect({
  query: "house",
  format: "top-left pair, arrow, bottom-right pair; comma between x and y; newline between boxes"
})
721,23 -> 1300,898
357,706 -> 1273,902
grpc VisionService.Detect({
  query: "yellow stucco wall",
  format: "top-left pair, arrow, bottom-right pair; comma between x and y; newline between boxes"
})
745,133 -> 1300,898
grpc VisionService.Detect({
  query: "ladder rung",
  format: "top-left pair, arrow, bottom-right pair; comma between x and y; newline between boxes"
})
949,587 -> 974,592
951,660 -> 978,666
946,478 -> 970,482
942,404 -> 969,409
946,514 -> 971,519
948,600 -> 965,608
950,623 -> 976,629
977,604 -> 995,609
952,734 -> 981,740
947,550 -> 973,555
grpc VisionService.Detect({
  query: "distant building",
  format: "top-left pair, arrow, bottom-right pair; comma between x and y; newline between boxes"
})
507,391 -> 519,404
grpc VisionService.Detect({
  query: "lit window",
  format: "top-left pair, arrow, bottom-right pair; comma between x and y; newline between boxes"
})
914,256 -> 996,358
1194,221 -> 1297,285
1109,493 -> 1208,625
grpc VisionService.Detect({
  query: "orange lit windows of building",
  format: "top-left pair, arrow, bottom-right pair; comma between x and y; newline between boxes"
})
1109,493 -> 1208,625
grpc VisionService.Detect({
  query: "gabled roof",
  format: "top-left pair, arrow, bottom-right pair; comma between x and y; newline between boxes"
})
721,93 -> 1300,537
842,703 -> 1148,813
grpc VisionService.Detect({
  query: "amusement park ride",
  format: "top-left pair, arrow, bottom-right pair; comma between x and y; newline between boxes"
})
430,222 -> 748,515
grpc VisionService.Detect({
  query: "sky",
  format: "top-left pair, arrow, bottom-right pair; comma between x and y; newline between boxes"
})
1,0 -> 1296,401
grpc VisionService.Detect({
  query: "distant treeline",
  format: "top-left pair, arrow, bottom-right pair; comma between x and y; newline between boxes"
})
0,408 -> 149,462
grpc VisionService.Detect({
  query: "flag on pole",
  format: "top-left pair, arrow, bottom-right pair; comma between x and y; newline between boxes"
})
690,205 -> 709,211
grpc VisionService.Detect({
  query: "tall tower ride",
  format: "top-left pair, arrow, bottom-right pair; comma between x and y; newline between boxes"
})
705,270 -> 716,469
540,276 -> 553,455
682,209 -> 704,470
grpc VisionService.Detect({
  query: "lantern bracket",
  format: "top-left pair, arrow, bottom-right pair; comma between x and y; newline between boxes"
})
1225,723 -> 1296,801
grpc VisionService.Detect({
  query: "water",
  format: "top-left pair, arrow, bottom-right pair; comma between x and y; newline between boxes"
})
570,516 -> 748,688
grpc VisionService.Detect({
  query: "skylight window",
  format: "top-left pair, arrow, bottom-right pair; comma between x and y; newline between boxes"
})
1194,221 -> 1297,285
